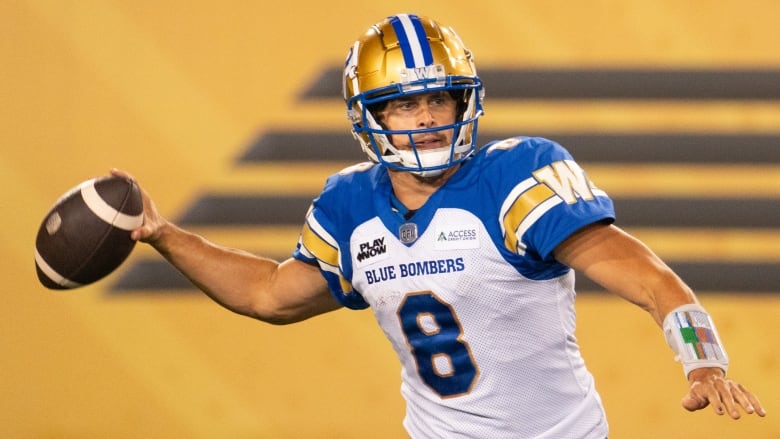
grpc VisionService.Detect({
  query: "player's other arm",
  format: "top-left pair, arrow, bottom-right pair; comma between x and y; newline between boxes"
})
112,169 -> 342,325
554,222 -> 766,419
554,223 -> 691,323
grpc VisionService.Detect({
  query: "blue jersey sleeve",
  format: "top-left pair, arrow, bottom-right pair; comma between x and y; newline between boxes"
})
292,166 -> 373,310
493,137 -> 615,261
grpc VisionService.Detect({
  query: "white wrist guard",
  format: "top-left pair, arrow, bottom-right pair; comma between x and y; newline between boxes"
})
663,303 -> 729,378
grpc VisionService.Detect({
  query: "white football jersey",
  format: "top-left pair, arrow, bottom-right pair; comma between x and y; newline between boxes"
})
294,136 -> 615,438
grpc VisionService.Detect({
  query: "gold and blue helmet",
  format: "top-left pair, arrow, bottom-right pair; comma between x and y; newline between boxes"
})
343,14 -> 484,177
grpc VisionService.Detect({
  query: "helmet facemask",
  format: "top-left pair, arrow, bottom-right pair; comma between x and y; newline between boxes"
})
343,14 -> 485,177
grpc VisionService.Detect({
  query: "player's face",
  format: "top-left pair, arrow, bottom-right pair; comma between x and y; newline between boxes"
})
376,91 -> 458,151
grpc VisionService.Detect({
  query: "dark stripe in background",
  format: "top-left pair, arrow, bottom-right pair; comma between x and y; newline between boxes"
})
240,131 -> 780,164
174,195 -> 775,230
299,66 -> 780,100
112,67 -> 780,294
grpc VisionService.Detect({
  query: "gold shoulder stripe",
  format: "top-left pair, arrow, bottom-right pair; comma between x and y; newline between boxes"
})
503,183 -> 556,251
339,276 -> 354,294
300,222 -> 339,267
300,222 -> 354,295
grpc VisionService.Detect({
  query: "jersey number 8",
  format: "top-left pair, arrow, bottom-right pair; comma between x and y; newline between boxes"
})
397,291 -> 478,397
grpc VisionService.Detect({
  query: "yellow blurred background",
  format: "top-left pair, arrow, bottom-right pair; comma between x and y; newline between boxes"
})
2,1 -> 778,437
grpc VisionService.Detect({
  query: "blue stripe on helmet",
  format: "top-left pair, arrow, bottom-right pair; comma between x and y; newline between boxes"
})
389,14 -> 434,68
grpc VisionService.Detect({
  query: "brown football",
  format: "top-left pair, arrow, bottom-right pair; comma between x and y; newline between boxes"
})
35,175 -> 143,289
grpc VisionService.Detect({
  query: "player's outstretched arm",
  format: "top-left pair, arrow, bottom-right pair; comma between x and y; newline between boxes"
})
110,169 -> 342,324
554,222 -> 766,419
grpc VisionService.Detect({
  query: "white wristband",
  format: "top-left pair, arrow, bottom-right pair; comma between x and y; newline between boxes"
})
662,303 -> 729,378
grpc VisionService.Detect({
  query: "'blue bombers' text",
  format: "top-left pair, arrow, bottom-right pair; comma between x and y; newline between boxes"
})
365,257 -> 465,285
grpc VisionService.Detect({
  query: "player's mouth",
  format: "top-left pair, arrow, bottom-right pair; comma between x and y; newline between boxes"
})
413,135 -> 447,150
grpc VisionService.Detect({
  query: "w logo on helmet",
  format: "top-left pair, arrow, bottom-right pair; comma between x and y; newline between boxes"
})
400,65 -> 446,86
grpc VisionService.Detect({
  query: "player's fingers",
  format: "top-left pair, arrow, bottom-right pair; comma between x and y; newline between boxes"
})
109,169 -> 168,244
683,378 -> 730,416
681,381 -> 709,412
111,168 -> 135,181
130,215 -> 162,242
709,378 -> 764,419
130,226 -> 148,242
712,378 -> 742,419
110,168 -> 135,181
747,389 -> 767,417
730,382 -> 767,417
681,394 -> 707,411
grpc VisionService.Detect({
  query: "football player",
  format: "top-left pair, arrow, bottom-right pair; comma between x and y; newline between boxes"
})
118,13 -> 765,438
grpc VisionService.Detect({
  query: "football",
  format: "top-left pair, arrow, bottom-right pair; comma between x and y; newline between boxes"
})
35,175 -> 144,289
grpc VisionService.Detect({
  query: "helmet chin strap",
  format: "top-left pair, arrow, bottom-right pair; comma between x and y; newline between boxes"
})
396,146 -> 460,176
410,167 -> 449,178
